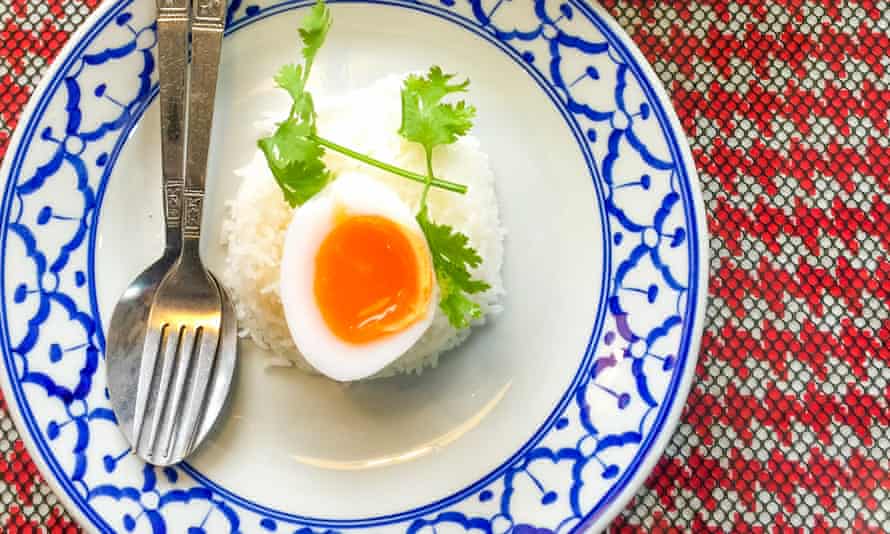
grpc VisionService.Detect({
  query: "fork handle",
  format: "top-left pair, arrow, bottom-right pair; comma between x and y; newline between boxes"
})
182,0 -> 227,248
156,0 -> 190,252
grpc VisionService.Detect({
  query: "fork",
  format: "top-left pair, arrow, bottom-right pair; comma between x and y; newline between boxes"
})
132,0 -> 229,466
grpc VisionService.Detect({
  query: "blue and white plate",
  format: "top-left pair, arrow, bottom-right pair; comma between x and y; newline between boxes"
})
0,1 -> 707,532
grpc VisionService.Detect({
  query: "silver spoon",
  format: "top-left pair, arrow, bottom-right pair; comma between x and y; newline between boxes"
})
105,0 -> 235,463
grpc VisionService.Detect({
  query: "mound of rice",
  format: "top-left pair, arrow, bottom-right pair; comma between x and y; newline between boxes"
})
220,75 -> 505,378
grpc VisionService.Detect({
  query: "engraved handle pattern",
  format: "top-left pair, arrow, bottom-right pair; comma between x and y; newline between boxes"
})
195,0 -> 225,20
182,0 -> 226,241
164,179 -> 183,226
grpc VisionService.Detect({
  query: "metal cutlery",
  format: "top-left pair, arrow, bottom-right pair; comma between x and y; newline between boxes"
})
106,0 -> 236,466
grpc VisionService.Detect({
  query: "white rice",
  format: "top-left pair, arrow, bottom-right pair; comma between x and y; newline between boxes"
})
220,75 -> 505,378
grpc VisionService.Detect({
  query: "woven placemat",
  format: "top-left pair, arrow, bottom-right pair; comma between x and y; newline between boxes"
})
1,0 -> 888,531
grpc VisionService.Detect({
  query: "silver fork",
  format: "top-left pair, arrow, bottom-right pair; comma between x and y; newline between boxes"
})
132,0 -> 229,466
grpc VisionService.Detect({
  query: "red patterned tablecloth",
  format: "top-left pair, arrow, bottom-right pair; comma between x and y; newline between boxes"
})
1,0 -> 889,532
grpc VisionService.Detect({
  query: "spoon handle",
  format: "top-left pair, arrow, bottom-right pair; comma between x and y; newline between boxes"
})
156,0 -> 190,253
181,0 -> 227,252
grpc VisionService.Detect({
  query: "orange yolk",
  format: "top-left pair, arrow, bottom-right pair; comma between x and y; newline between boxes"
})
314,214 -> 433,344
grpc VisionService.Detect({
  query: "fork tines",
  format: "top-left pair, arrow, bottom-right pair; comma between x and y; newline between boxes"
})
132,316 -> 220,464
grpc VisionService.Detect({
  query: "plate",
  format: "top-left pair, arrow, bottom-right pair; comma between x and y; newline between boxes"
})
0,0 -> 707,532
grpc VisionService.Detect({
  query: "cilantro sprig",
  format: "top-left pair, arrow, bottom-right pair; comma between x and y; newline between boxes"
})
256,0 -> 331,206
258,0 -> 465,207
399,67 -> 490,328
260,0 -> 489,329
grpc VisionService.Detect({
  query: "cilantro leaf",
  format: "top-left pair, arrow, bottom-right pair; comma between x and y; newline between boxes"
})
417,206 -> 490,329
439,288 -> 483,330
274,64 -> 303,101
299,0 -> 332,63
258,119 -> 331,207
399,66 -> 477,152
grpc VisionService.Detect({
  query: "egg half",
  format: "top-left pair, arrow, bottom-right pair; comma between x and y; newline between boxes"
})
279,171 -> 438,381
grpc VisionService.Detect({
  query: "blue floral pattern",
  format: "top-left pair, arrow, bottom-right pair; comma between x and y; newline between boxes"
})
0,0 -> 704,532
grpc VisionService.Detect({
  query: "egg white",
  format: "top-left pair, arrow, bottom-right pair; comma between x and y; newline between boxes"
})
278,171 -> 438,381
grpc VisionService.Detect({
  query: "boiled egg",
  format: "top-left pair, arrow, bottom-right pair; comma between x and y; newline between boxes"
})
279,171 -> 437,381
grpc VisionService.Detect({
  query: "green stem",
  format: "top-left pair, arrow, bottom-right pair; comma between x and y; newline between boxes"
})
303,57 -> 315,89
311,134 -> 468,195
288,58 -> 315,121
420,149 -> 434,208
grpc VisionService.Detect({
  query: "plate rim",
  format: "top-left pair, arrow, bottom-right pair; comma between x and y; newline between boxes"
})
0,1 -> 141,530
0,0 -> 709,531
573,2 -> 709,529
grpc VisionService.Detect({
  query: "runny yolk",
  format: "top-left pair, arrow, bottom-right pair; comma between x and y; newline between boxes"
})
314,214 -> 433,344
